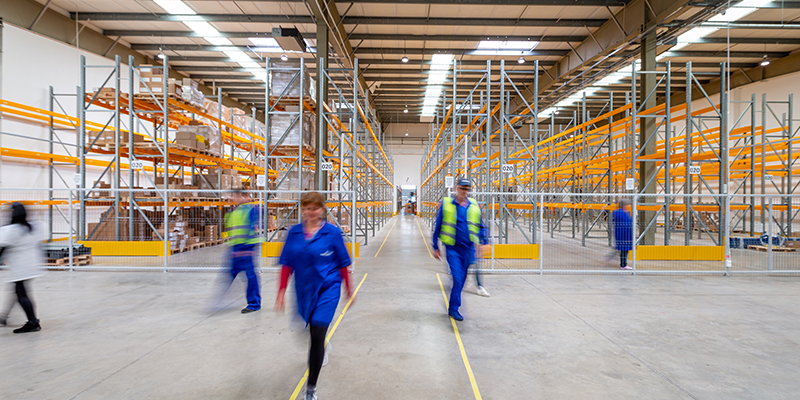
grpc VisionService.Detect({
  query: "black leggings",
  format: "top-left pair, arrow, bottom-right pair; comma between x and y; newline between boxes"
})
14,281 -> 37,323
308,325 -> 328,387
620,250 -> 629,268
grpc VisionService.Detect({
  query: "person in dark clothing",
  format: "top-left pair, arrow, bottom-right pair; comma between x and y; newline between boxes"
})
0,203 -> 45,333
612,199 -> 633,270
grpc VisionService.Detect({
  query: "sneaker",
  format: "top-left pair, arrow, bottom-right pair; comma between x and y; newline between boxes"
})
476,286 -> 491,297
304,387 -> 317,400
620,266 -> 633,270
0,315 -> 6,327
448,310 -> 464,321
13,321 -> 41,334
322,340 -> 330,367
241,307 -> 260,314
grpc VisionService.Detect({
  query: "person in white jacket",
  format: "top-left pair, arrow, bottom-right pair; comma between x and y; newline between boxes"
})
0,202 -> 45,333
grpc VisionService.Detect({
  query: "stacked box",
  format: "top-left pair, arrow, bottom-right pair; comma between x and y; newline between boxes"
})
89,130 -> 146,148
176,124 -> 213,151
94,88 -> 131,102
269,60 -> 316,98
268,113 -> 315,149
204,225 -> 219,241
87,209 -> 157,241
266,214 -> 277,230
196,173 -> 240,192
276,170 -> 314,199
138,65 -> 165,94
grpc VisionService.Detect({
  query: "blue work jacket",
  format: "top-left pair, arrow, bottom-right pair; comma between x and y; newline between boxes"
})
279,222 -> 351,325
612,208 -> 633,251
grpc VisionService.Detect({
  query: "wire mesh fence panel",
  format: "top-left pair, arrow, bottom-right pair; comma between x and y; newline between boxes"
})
1,189 -> 798,275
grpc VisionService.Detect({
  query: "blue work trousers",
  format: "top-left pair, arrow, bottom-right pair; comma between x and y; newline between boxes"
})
445,245 -> 471,312
230,255 -> 261,310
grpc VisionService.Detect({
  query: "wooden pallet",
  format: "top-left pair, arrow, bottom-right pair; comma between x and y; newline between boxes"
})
45,254 -> 92,267
271,144 -> 315,155
133,142 -> 220,158
189,242 -> 206,251
748,245 -> 796,252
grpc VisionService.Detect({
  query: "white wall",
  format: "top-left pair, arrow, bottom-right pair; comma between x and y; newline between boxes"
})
386,140 -> 426,212
1,24 -> 134,190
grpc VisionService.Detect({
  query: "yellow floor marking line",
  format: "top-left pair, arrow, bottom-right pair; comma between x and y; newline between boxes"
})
415,218 -> 433,258
437,273 -> 483,400
289,273 -> 368,400
374,217 -> 399,257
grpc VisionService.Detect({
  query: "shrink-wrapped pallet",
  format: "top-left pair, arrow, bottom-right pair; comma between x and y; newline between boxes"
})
269,60 -> 316,98
275,170 -> 314,199
268,113 -> 315,149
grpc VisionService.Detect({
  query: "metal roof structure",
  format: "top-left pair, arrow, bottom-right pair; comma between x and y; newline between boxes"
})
16,0 -> 800,130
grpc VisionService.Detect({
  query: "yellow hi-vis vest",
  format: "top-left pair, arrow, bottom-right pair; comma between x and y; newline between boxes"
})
440,197 -> 481,246
224,204 -> 259,246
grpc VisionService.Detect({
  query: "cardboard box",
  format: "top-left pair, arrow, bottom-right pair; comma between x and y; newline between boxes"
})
139,65 -> 164,76
182,78 -> 199,90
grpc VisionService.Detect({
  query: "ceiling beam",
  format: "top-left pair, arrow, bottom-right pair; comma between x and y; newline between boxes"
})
660,50 -> 788,58
510,0 -> 698,112
71,13 -> 606,27
698,21 -> 800,29
692,37 -> 800,45
103,30 -> 586,43
340,0 -> 630,4
132,43 -> 570,57
165,55 -> 558,67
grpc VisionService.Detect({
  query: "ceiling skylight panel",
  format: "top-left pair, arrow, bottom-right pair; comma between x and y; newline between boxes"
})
184,21 -> 220,37
154,0 -> 195,15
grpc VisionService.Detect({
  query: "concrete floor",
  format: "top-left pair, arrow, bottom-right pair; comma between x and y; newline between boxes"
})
3,215 -> 800,399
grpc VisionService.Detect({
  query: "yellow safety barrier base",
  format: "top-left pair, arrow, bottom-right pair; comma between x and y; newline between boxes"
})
262,242 -> 360,258
79,241 -> 167,256
478,244 -> 539,259
631,246 -> 725,261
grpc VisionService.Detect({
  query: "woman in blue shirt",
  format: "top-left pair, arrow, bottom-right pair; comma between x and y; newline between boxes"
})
275,192 -> 353,400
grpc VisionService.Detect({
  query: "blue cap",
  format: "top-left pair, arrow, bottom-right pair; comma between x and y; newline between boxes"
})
456,178 -> 472,187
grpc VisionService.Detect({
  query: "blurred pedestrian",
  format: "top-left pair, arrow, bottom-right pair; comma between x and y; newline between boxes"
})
275,192 -> 353,400
612,199 -> 633,270
432,178 -> 489,321
0,203 -> 45,333
223,190 -> 261,313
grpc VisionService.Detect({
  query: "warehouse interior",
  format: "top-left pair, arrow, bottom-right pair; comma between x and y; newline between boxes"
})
1,0 -> 800,398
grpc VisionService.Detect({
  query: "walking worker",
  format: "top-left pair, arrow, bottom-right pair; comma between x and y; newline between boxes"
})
612,199 -> 633,270
224,190 -> 261,313
275,192 -> 353,400
432,178 -> 489,321
0,202 -> 45,333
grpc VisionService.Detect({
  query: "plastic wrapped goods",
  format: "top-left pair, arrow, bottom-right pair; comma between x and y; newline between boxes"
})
268,113 -> 315,149
269,60 -> 316,98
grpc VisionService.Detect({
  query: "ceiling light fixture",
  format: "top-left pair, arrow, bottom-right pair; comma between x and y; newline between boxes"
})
518,57 -> 525,64
404,106 -> 408,113
157,53 -> 166,59
280,54 -> 289,61
401,56 -> 409,63
761,55 -> 770,66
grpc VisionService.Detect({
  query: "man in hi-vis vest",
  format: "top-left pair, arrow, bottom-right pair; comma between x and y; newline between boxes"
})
432,178 -> 489,321
224,190 -> 261,313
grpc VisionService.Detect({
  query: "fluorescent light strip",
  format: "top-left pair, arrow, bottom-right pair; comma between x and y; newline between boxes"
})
154,0 -> 195,15
155,0 -> 265,81
669,0 -> 766,52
